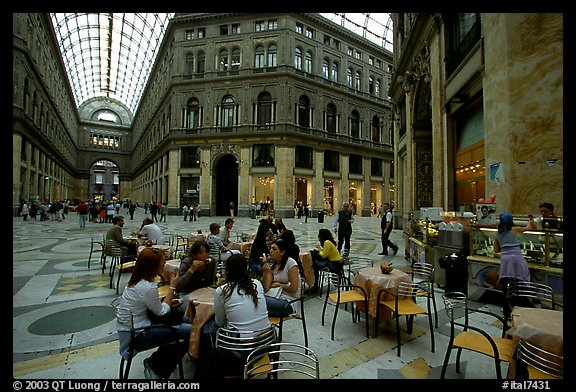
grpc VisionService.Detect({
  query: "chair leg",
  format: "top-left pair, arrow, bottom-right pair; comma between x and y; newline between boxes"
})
88,246 -> 93,269
331,301 -> 340,340
440,346 -> 452,379
116,256 -> 125,294
395,313 -> 401,357
177,359 -> 184,379
428,312 -> 435,353
109,256 -> 117,289
120,356 -> 132,379
363,299 -> 370,339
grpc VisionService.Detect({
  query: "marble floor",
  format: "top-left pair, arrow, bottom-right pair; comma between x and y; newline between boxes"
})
13,207 -> 512,383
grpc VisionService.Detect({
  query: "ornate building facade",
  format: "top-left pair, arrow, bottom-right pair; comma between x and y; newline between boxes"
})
13,13 -> 395,217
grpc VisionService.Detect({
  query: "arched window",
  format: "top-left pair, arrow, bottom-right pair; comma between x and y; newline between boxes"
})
187,97 -> 200,128
347,68 -> 353,88
219,49 -> 228,71
231,48 -> 241,70
369,76 -> 374,95
355,71 -> 362,90
257,91 -> 272,126
197,51 -> 205,73
255,46 -> 265,68
221,96 -> 235,129
326,103 -> 336,133
267,44 -> 277,67
298,95 -> 310,128
185,53 -> 194,75
371,115 -> 380,143
323,59 -> 329,79
351,110 -> 360,138
331,61 -> 339,82
305,51 -> 313,73
295,47 -> 302,70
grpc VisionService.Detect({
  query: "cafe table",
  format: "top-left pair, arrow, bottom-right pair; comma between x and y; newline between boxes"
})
353,266 -> 412,324
299,252 -> 315,288
228,241 -> 253,256
505,307 -> 563,378
137,244 -> 173,260
185,286 -> 216,360
188,233 -> 206,245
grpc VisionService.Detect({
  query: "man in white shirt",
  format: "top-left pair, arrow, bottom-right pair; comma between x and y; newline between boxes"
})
138,217 -> 165,245
219,218 -> 234,246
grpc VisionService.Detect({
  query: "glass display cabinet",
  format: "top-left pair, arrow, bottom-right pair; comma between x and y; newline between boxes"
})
467,224 -> 563,302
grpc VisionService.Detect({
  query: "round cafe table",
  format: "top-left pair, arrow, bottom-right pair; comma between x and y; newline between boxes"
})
353,266 -> 412,320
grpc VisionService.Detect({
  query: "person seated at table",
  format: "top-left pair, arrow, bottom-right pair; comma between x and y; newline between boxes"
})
195,254 -> 270,379
218,218 -> 234,247
280,229 -> 301,265
248,220 -> 273,276
116,247 -> 192,380
206,222 -> 240,262
175,240 -> 216,311
106,215 -> 138,260
262,239 -> 302,317
309,228 -> 342,294
138,217 -> 165,245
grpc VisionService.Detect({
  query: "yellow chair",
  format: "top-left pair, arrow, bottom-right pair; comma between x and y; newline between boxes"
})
321,272 -> 369,340
440,292 -> 514,379
375,280 -> 435,357
516,339 -> 563,379
215,325 -> 277,379
268,275 -> 308,346
410,262 -> 439,327
244,342 -> 320,379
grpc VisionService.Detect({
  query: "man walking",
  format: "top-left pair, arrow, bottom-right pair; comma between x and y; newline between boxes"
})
379,202 -> 399,256
333,201 -> 354,257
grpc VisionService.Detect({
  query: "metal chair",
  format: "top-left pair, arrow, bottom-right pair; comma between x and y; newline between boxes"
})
244,342 -> 320,379
516,339 -> 563,379
411,262 -> 439,327
268,274 -> 308,346
321,272 -> 370,340
88,235 -> 105,269
111,297 -> 184,379
109,247 -> 135,294
505,281 -> 562,322
440,292 -> 514,379
215,325 -> 277,378
375,280 -> 435,357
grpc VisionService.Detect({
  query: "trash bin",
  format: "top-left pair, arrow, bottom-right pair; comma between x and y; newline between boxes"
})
318,210 -> 325,223
439,251 -> 468,295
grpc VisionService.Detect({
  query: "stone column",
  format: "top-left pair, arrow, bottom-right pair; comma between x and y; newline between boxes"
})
273,146 -> 295,218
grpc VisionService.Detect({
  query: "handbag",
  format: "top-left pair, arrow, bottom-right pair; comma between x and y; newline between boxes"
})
147,306 -> 185,326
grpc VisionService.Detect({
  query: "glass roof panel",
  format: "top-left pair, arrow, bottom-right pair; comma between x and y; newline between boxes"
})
49,13 -> 391,117
317,13 -> 393,52
50,12 -> 174,115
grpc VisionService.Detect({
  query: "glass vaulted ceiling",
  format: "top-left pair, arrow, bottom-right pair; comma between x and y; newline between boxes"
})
49,13 -> 392,117
49,13 -> 174,116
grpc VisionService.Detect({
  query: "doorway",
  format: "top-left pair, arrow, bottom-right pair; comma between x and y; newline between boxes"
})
215,154 -> 239,216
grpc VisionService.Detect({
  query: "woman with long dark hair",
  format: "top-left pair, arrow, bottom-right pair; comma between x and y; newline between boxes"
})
262,239 -> 302,317
214,254 -> 269,330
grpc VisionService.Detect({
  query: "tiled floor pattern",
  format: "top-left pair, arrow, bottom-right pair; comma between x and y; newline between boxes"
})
13,209 -> 512,380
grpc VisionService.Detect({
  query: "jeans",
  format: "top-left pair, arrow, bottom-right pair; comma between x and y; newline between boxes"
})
118,317 -> 192,378
265,296 -> 294,317
79,214 -> 87,229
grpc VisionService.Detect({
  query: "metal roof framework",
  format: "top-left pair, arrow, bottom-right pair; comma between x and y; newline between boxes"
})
49,13 -> 392,116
